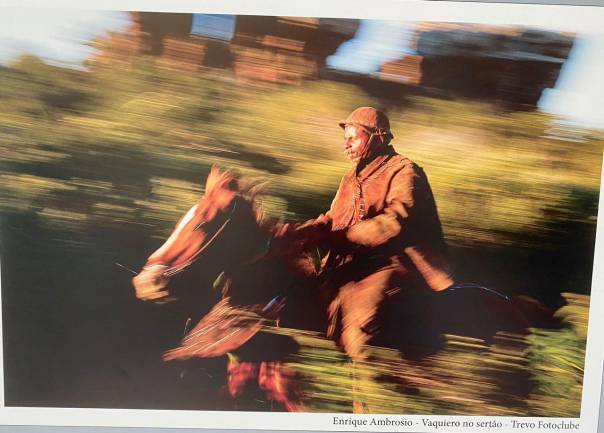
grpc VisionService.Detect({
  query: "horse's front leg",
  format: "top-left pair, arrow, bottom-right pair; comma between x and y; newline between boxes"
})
258,361 -> 305,412
226,356 -> 260,398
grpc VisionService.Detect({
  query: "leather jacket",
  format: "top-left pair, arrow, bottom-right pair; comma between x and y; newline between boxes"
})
299,145 -> 454,291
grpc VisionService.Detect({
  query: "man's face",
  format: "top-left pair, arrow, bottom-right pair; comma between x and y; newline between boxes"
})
343,124 -> 371,163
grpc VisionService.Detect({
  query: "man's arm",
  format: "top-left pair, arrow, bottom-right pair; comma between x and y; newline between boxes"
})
344,162 -> 418,248
271,180 -> 340,251
282,202 -> 335,247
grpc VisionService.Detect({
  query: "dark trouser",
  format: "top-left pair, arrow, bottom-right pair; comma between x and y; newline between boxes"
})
324,254 -> 433,361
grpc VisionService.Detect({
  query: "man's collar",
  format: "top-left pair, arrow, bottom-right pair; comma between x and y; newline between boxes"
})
353,146 -> 396,181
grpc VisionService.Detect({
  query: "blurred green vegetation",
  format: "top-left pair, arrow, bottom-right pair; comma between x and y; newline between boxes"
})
268,293 -> 587,416
526,293 -> 589,417
0,55 -> 600,413
1,55 -> 601,243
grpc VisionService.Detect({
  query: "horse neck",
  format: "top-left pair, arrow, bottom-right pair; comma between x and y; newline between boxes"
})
223,248 -> 316,306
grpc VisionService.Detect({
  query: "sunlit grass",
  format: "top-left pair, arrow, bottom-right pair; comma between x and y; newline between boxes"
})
2,57 -> 600,242
258,294 -> 587,415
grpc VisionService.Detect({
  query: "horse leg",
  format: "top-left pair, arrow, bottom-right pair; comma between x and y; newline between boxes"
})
226,356 -> 259,398
258,361 -> 305,412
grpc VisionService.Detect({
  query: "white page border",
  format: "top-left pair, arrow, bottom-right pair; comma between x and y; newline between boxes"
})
0,1 -> 602,432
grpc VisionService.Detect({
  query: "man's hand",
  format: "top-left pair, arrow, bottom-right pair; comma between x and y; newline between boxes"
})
271,222 -> 330,255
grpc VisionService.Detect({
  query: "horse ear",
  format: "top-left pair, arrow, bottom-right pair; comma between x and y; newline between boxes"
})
205,166 -> 238,211
206,165 -> 222,192
210,165 -> 222,178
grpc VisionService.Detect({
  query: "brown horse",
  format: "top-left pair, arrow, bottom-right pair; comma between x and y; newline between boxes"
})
133,166 -> 562,411
133,166 -> 323,410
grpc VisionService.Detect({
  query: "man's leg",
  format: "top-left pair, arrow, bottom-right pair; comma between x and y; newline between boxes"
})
337,268 -> 399,359
336,268 -> 400,413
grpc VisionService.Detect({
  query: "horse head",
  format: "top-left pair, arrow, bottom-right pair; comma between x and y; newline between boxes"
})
133,166 -> 269,302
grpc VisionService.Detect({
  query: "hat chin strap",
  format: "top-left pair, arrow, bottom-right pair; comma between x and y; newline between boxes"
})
358,132 -> 392,163
355,133 -> 379,167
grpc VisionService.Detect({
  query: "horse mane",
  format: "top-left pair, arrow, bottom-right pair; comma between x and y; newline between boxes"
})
205,166 -> 238,196
205,166 -> 271,228
205,166 -> 316,276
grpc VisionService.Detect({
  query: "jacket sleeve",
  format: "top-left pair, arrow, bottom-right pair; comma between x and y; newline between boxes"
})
272,182 -> 339,248
291,198 -> 335,245
345,162 -> 418,248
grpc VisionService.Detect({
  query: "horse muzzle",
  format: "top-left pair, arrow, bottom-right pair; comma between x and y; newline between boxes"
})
132,264 -> 170,301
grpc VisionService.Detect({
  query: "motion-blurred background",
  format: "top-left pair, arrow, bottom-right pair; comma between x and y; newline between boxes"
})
0,10 -> 602,415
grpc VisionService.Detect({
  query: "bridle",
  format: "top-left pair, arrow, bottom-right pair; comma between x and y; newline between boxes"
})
157,196 -> 272,279
160,199 -> 239,278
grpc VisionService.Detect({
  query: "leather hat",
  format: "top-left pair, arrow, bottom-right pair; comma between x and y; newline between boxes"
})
339,106 -> 393,139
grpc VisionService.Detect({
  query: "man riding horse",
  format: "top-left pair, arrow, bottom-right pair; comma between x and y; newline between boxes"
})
278,107 -> 455,361
130,107 -> 559,412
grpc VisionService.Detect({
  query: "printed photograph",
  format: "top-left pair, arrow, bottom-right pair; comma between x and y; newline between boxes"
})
0,7 -> 602,418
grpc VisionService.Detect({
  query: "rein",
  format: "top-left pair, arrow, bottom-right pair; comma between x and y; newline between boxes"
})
159,198 -> 273,278
162,200 -> 239,278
